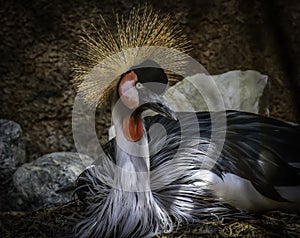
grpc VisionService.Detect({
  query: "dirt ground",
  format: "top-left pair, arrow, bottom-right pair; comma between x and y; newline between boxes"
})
0,0 -> 300,237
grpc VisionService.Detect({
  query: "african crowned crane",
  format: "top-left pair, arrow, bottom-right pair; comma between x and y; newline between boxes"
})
73,6 -> 300,238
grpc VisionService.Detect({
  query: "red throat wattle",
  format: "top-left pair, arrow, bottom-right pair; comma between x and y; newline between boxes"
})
122,115 -> 144,142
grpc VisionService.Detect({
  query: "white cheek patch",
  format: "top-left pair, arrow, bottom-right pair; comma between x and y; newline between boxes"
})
119,71 -> 139,109
120,85 -> 139,109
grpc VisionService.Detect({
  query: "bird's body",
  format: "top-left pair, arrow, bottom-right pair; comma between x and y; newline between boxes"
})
76,110 -> 300,237
144,111 -> 300,212
73,5 -> 300,238
101,110 -> 300,212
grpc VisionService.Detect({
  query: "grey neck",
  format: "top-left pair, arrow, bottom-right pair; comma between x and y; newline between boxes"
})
113,118 -> 151,192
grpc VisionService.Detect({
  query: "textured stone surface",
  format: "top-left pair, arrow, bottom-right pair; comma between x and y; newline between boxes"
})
0,119 -> 26,180
0,119 -> 25,211
12,152 -> 93,211
165,70 -> 269,114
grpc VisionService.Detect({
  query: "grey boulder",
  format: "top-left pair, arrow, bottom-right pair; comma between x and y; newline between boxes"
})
0,119 -> 26,182
12,152 -> 93,210
165,70 -> 269,115
0,119 -> 26,211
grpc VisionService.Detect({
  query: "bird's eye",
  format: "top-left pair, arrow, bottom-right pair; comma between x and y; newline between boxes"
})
136,82 -> 143,90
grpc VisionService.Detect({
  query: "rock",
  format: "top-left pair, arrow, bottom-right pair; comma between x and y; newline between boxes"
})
12,152 -> 93,211
0,119 -> 26,180
165,70 -> 269,115
0,119 -> 25,211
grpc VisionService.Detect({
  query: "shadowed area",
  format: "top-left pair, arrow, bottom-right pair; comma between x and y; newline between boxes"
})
0,0 -> 299,237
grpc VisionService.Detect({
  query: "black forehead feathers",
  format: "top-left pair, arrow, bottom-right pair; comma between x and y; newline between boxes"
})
130,60 -> 168,95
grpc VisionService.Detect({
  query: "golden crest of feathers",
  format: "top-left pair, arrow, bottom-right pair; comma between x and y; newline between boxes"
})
73,5 -> 191,107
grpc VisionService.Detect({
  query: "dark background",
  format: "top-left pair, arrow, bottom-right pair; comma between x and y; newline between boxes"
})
0,1 -> 300,237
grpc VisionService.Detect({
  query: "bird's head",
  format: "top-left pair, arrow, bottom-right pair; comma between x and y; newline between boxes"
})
116,60 -> 177,142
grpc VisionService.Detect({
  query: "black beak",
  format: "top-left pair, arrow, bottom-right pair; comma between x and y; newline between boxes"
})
133,87 -> 177,121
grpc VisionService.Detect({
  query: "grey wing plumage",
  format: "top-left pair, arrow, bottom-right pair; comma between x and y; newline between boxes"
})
218,111 -> 300,202
144,110 -> 300,202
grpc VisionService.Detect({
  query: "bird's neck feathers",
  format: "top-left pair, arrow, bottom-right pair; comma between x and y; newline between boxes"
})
113,110 -> 151,192
107,111 -> 172,237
